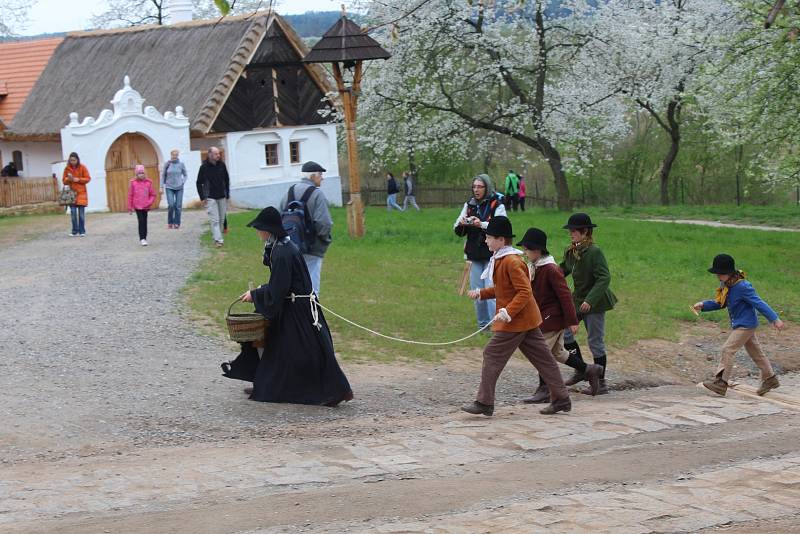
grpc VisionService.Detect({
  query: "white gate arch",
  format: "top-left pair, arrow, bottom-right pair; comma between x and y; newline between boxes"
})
59,76 -> 201,212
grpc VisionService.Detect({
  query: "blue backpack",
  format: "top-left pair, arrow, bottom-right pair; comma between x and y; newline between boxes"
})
281,184 -> 317,253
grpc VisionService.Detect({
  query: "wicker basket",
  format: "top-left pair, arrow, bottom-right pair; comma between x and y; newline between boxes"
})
225,297 -> 268,342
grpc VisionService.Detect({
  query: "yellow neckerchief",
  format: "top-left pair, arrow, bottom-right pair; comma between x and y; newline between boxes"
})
566,236 -> 593,261
714,270 -> 746,307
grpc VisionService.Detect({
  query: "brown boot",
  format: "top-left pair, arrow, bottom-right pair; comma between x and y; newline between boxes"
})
540,396 -> 571,415
523,384 -> 550,404
461,401 -> 494,416
702,376 -> 728,396
757,375 -> 780,396
584,364 -> 603,395
564,369 -> 586,386
580,377 -> 609,395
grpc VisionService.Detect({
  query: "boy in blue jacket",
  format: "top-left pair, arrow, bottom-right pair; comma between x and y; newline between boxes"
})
693,254 -> 784,396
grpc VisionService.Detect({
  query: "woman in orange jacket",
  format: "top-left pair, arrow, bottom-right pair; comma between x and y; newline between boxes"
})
62,152 -> 91,236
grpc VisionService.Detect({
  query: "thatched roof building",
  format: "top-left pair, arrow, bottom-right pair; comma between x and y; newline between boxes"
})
6,12 -> 333,140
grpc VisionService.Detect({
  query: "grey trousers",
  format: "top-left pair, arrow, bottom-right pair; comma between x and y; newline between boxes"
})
563,311 -> 607,359
206,198 -> 227,243
476,329 -> 569,406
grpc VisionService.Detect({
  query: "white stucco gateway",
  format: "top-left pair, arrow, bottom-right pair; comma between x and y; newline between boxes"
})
57,77 -> 341,212
59,76 -> 200,212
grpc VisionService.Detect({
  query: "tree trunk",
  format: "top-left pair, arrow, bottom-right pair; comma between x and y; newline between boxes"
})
539,138 -> 571,210
407,141 -> 417,177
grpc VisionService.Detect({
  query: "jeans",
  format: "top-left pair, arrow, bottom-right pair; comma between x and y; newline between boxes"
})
563,311 -> 607,359
403,195 -> 420,211
69,205 -> 85,235
166,188 -> 183,226
135,209 -> 148,240
470,259 -> 495,328
303,254 -> 323,295
386,193 -> 403,211
206,198 -> 227,243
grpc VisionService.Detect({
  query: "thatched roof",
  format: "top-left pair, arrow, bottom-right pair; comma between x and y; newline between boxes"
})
304,16 -> 390,64
7,13 -> 332,138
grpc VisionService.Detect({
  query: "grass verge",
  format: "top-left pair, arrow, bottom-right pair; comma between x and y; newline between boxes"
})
184,206 -> 799,362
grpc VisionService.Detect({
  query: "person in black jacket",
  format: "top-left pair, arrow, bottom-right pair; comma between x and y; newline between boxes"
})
453,174 -> 507,329
386,172 -> 403,211
1,162 -> 19,177
196,147 -> 230,247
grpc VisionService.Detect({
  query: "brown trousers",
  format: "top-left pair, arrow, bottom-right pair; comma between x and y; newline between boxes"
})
716,328 -> 775,383
477,329 -> 569,405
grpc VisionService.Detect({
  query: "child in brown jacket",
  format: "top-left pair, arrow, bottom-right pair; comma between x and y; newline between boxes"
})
463,216 -> 571,416
517,228 -> 603,402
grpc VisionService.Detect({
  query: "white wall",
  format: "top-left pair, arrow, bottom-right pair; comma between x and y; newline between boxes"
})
0,140 -> 62,178
225,123 -> 342,208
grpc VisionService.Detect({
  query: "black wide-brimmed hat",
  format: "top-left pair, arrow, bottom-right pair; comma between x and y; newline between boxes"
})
516,228 -> 548,251
563,212 -> 597,229
301,161 -> 326,173
708,254 -> 736,275
247,206 -> 287,238
485,216 -> 514,238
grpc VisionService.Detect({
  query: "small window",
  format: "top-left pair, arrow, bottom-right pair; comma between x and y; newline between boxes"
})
290,141 -> 300,164
12,150 -> 23,171
264,143 -> 279,166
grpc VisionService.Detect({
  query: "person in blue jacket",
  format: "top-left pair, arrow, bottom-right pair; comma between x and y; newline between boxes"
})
693,254 -> 784,397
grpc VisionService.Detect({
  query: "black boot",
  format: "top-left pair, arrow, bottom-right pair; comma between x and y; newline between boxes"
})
563,341 -> 588,386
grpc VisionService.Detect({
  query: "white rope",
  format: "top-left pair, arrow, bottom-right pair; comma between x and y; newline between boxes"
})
314,300 -> 495,346
286,292 -> 322,330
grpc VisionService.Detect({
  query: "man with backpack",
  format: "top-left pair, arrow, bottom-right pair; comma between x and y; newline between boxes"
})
279,161 -> 333,295
504,170 -> 521,211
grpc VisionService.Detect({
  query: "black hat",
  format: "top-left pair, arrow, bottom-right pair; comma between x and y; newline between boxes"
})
708,254 -> 736,275
563,212 -> 597,229
516,228 -> 548,251
247,206 -> 287,238
485,216 -> 514,238
301,161 -> 326,173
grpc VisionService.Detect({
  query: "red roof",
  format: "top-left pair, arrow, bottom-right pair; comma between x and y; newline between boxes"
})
0,37 -> 62,125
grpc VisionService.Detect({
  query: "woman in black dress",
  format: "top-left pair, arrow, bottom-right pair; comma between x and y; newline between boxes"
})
222,207 -> 353,406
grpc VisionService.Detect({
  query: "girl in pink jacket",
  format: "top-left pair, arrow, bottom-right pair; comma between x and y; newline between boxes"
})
128,164 -> 157,246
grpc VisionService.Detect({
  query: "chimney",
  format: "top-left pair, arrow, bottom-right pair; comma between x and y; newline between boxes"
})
167,0 -> 193,24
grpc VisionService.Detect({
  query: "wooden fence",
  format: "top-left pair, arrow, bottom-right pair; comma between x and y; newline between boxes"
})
343,184 -> 562,209
0,176 -> 60,208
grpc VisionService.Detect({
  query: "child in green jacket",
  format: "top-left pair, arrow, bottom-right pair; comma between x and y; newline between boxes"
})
560,213 -> 617,395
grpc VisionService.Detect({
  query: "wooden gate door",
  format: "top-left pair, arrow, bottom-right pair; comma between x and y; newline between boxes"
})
105,134 -> 161,212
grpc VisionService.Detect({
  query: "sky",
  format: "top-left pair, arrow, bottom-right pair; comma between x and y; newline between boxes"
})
21,0 -> 343,36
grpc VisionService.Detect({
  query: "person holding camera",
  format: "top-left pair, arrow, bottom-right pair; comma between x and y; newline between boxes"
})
454,174 -> 506,329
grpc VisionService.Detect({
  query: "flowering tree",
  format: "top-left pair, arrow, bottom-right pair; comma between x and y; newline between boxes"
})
698,0 -> 800,192
358,0 -> 630,209
91,0 -> 272,28
582,0 -> 736,205
0,0 -> 34,37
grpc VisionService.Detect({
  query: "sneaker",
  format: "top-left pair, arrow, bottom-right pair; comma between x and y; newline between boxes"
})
69,232 -> 77,237
141,239 -> 148,246
79,233 -> 86,237
757,375 -> 780,396
174,225 -> 180,230
215,241 -> 224,248
702,376 -> 728,396
168,224 -> 173,229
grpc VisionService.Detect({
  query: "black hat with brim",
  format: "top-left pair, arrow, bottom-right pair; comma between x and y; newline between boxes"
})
516,227 -> 548,250
301,161 -> 326,173
247,206 -> 287,238
563,212 -> 597,229
485,216 -> 514,238
708,253 -> 736,275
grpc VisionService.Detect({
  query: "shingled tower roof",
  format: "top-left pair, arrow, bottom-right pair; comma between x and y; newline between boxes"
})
303,16 -> 389,63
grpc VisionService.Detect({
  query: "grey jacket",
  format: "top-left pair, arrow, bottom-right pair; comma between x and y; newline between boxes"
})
279,178 -> 333,258
162,159 -> 188,190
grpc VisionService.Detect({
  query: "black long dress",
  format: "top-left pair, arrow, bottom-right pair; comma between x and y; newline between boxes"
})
225,237 -> 352,406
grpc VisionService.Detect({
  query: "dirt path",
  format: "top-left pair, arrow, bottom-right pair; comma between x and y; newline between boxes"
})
628,217 -> 800,232
2,212 -> 800,533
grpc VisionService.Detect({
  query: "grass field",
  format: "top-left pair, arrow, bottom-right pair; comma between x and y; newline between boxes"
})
184,206 -> 799,362
595,204 -> 800,228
